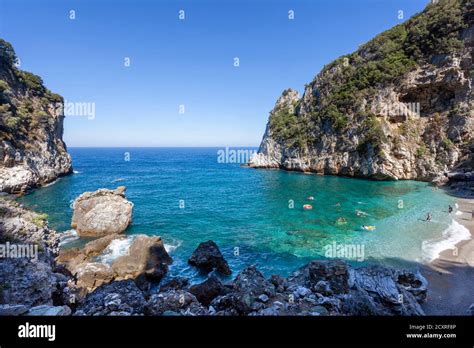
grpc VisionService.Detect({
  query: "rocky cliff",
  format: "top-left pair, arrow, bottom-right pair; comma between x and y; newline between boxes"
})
250,0 -> 473,182
0,39 -> 72,193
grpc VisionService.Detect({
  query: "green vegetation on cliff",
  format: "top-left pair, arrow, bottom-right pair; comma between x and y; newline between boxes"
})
0,39 -> 63,143
268,0 -> 470,151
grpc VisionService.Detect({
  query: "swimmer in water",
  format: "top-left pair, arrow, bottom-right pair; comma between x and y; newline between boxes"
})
336,217 -> 347,225
355,209 -> 368,217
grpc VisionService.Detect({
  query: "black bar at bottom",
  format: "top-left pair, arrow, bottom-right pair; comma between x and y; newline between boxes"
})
0,315 -> 472,346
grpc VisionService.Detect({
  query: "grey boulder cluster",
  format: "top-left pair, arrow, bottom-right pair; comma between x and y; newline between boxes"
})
0,199 -> 71,316
74,259 -> 428,316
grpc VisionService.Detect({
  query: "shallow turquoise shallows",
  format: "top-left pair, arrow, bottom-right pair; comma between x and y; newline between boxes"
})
18,147 -> 455,282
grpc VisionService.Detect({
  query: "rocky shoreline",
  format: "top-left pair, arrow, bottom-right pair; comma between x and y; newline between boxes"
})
0,188 -> 431,316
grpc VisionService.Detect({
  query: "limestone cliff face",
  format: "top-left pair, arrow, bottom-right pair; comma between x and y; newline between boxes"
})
0,39 -> 72,193
250,0 -> 473,182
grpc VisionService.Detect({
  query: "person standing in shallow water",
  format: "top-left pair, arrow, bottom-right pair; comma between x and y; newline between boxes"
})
425,212 -> 432,222
448,205 -> 453,214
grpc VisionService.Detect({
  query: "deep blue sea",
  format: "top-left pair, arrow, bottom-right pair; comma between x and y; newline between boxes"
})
18,147 -> 462,283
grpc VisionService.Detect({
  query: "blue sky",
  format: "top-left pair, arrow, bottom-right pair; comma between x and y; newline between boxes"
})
0,0 -> 429,147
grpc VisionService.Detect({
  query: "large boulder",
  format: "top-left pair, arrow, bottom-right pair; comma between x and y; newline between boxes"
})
57,234 -> 173,293
344,266 -> 426,316
189,275 -> 228,306
56,234 -> 123,273
112,235 -> 172,282
71,186 -> 133,237
188,240 -> 231,275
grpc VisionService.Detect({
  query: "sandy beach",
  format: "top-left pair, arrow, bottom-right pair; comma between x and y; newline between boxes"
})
421,198 -> 474,315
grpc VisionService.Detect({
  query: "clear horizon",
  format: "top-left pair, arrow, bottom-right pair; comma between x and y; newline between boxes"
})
1,0 -> 429,147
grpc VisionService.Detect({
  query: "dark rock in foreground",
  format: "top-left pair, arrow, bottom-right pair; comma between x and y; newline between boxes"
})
188,240 -> 232,275
189,275 -> 228,306
77,259 -> 428,316
74,280 -> 147,316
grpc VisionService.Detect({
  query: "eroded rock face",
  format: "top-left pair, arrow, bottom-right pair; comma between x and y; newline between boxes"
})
249,1 -> 473,182
0,199 -> 71,313
188,240 -> 231,276
0,39 -> 72,194
71,186 -> 133,237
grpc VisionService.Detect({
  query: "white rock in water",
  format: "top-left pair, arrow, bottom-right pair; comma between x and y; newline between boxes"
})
71,186 -> 133,237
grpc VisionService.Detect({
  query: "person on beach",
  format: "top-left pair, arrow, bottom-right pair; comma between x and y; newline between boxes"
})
425,212 -> 432,222
448,205 -> 453,214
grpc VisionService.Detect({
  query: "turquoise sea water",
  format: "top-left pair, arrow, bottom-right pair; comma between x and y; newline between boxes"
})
18,148 -> 457,282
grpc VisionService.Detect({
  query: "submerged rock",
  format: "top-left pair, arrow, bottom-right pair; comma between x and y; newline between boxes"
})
71,186 -> 133,237
188,240 -> 231,275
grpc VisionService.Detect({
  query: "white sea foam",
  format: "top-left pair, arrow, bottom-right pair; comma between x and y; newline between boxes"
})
164,240 -> 182,253
421,219 -> 471,263
96,236 -> 181,264
43,179 -> 59,187
112,178 -> 125,183
73,170 -> 80,174
59,229 -> 79,246
455,210 -> 463,216
97,237 -> 134,264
